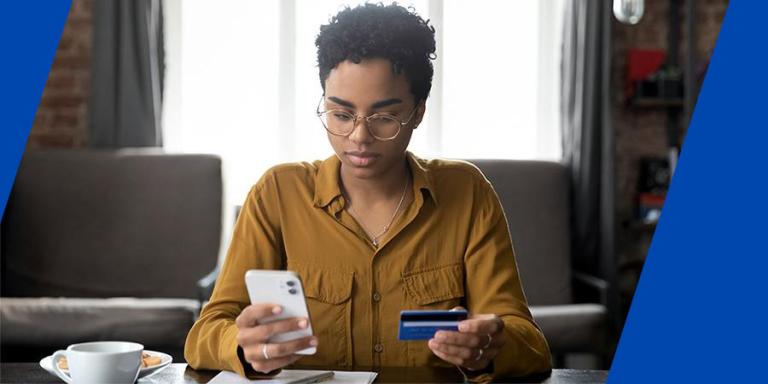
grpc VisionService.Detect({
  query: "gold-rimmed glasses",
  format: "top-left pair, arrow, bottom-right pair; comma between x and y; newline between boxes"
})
316,96 -> 418,141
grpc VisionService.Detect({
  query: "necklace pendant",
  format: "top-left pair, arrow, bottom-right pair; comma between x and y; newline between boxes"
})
372,239 -> 378,248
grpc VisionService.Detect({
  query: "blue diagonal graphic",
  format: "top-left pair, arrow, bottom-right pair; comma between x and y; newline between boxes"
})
0,2 -> 71,217
609,2 -> 768,382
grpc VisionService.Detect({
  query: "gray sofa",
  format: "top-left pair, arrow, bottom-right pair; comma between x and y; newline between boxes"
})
469,160 -> 609,368
0,150 -> 222,362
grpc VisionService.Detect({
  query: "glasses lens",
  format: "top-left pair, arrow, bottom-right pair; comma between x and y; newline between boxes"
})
368,115 -> 400,140
322,111 -> 355,135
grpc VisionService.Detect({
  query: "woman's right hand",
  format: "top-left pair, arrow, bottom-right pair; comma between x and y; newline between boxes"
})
235,303 -> 318,374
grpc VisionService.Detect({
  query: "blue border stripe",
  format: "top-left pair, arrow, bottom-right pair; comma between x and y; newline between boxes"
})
609,2 -> 768,382
0,1 -> 71,217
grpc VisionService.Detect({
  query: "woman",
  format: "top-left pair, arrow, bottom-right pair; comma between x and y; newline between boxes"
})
184,3 -> 551,380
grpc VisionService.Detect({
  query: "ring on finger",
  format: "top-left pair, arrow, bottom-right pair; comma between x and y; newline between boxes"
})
262,344 -> 270,360
474,348 -> 484,361
482,334 -> 493,349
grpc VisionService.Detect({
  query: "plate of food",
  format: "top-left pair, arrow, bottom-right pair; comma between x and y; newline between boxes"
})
40,350 -> 172,380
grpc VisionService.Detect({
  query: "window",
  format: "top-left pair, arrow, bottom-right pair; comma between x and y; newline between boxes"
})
164,0 -> 564,222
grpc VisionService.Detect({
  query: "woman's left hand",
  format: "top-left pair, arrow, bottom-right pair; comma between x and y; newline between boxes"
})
427,310 -> 506,371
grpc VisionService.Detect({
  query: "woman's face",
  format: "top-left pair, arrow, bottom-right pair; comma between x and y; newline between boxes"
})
322,58 -> 424,180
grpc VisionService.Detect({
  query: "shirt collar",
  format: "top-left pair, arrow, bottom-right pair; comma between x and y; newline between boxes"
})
313,154 -> 343,209
313,151 -> 438,209
406,152 -> 438,205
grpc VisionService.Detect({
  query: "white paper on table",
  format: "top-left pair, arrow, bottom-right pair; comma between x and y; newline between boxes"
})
207,369 -> 377,384
323,370 -> 377,384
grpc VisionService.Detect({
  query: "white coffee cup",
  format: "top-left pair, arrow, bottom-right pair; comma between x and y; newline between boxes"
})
51,341 -> 143,384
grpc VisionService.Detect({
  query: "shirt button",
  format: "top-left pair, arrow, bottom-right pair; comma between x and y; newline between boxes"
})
374,343 -> 384,353
372,292 -> 381,302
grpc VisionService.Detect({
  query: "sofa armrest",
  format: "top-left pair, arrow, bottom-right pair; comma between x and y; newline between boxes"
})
197,267 -> 220,304
572,271 -> 609,306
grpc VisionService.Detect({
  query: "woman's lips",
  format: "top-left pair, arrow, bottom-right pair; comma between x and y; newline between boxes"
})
345,152 -> 380,167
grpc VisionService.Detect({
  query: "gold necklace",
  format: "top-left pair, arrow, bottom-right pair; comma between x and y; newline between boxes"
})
347,177 -> 410,248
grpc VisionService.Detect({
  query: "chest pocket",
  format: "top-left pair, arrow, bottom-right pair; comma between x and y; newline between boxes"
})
401,263 -> 466,367
291,263 -> 354,367
402,262 -> 465,308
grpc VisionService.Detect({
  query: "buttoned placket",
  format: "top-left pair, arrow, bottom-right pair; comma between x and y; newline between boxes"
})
321,168 -> 432,367
365,187 -> 427,367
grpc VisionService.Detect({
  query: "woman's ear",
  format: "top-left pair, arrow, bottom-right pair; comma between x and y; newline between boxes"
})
412,101 -> 426,129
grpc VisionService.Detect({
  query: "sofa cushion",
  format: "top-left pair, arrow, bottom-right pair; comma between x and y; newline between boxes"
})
1,150 -> 222,299
0,297 -> 199,348
530,304 -> 606,353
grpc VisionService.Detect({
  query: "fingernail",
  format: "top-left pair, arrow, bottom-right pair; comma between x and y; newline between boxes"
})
434,331 -> 444,340
272,306 -> 283,314
310,338 -> 318,346
298,319 -> 308,328
458,323 -> 468,332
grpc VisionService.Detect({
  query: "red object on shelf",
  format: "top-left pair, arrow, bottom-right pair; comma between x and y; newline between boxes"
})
638,192 -> 666,206
637,192 -> 666,223
626,49 -> 666,98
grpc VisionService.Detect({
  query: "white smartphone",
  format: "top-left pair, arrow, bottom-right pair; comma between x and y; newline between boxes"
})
244,269 -> 316,355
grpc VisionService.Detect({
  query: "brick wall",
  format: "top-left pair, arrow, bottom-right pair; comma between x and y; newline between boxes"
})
27,0 -> 91,149
612,0 -> 729,313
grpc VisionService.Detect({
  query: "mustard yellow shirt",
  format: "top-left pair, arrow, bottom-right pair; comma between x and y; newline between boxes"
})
184,152 -> 551,378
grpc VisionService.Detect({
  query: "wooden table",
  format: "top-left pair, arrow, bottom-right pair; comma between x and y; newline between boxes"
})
0,363 -> 608,383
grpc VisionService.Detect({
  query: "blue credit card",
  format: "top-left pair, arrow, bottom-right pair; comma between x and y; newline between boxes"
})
398,310 -> 469,340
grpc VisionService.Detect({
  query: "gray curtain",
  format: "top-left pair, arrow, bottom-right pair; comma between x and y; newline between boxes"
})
90,0 -> 164,148
561,1 -> 615,284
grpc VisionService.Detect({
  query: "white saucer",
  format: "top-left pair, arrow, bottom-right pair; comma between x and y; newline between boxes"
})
39,350 -> 172,381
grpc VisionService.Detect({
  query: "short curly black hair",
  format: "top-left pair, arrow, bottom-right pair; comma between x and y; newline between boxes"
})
315,2 -> 436,104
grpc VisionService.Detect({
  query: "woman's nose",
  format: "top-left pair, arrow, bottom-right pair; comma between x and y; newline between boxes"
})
348,116 -> 375,144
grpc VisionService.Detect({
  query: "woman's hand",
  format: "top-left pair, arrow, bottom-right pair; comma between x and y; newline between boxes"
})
235,303 -> 318,374
427,309 -> 506,371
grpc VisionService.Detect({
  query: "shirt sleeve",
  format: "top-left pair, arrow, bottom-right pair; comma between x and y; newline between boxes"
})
462,177 -> 553,378
184,171 -> 285,378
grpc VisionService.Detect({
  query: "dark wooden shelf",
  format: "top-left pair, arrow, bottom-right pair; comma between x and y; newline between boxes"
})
630,97 -> 684,108
628,220 -> 658,232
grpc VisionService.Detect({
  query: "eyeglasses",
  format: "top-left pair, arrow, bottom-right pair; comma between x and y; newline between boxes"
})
316,96 -> 418,141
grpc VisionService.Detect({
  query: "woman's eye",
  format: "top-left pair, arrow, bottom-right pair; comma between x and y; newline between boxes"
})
333,113 -> 353,121
370,115 -> 396,124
